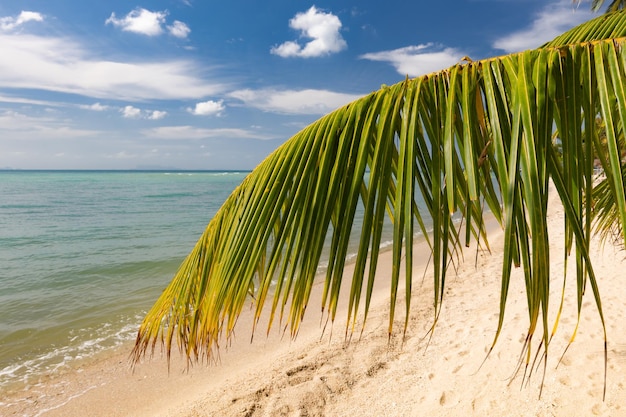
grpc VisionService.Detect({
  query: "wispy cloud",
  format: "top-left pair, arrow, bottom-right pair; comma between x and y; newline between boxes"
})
0,110 -> 98,139
0,33 -> 223,101
81,103 -> 110,111
143,125 -> 274,140
271,6 -> 347,58
493,0 -> 594,52
106,8 -> 191,39
360,44 -> 463,77
0,94 -> 64,107
228,88 -> 361,115
106,151 -> 135,160
0,11 -> 44,32
187,100 -> 225,116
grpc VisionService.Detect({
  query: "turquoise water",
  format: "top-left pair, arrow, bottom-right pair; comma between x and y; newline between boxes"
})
0,170 -> 248,391
0,170 -> 407,393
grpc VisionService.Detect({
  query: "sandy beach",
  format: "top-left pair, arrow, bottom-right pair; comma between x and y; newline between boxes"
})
3,189 -> 626,417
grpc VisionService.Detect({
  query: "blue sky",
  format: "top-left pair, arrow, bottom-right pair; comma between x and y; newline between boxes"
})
0,0 -> 597,170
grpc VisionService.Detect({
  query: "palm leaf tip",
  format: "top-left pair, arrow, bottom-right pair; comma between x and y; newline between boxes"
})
133,11 -> 626,398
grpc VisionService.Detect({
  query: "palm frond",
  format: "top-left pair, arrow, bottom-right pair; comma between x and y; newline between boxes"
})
590,0 -> 626,13
132,11 -> 626,394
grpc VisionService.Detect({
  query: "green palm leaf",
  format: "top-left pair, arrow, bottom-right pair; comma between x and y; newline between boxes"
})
132,11 -> 626,395
590,0 -> 626,13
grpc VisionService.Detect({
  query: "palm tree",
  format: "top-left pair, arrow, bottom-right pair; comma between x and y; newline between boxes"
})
132,10 -> 626,396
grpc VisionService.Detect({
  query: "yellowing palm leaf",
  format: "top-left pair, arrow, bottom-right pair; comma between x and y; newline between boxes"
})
132,11 -> 626,396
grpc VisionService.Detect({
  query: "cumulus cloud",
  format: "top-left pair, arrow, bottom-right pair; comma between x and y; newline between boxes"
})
493,0 -> 594,53
360,44 -> 463,77
168,21 -> 191,38
0,11 -> 44,31
187,100 -> 225,116
120,106 -> 167,119
106,8 -> 191,38
121,105 -> 142,118
271,6 -> 347,58
148,110 -> 168,120
0,34 -> 223,100
228,88 -> 361,115
106,8 -> 166,36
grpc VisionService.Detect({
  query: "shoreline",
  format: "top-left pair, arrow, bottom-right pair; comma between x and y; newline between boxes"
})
0,227 -> 416,397
4,196 -> 626,416
2,219 -> 440,417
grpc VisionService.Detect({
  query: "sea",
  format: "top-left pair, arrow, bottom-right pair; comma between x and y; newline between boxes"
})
0,170 -> 255,393
0,170 -> 400,394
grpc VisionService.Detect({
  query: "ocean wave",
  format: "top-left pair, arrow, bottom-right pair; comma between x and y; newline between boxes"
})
0,314 -> 143,391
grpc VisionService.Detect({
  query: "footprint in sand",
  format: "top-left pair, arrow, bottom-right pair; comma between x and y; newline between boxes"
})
439,390 -> 458,407
591,402 -> 606,415
366,362 -> 387,377
558,375 -> 580,388
559,355 -> 573,366
286,363 -> 319,386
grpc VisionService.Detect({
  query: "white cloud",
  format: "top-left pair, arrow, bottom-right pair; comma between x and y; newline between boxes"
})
229,88 -> 361,115
0,11 -> 44,31
187,100 -> 225,116
106,8 -> 191,39
493,0 -> 594,53
168,21 -> 191,39
148,110 -> 168,120
106,8 -> 167,36
271,6 -> 347,58
0,33 -> 224,100
82,103 -> 110,111
271,42 -> 301,58
0,94 -> 63,107
120,106 -> 167,119
0,110 -> 98,139
0,110 -> 44,130
121,105 -> 142,118
107,151 -> 134,159
143,125 -> 274,140
360,44 -> 463,77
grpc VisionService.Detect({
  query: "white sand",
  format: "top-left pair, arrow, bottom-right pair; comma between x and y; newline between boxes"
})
4,190 -> 626,417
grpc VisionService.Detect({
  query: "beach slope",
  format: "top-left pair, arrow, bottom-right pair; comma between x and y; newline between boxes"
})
5,192 -> 626,417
